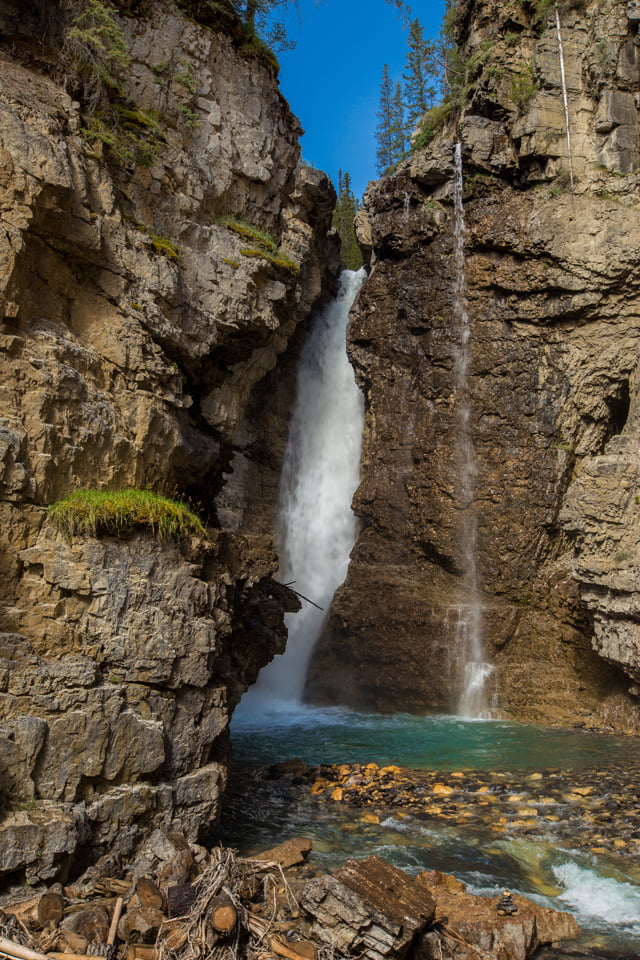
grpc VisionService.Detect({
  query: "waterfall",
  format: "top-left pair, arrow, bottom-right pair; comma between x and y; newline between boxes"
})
555,4 -> 576,199
451,143 -> 492,718
241,269 -> 366,709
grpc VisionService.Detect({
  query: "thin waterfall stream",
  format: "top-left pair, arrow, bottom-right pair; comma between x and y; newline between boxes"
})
452,142 -> 493,717
240,268 -> 366,711
554,4 -> 576,200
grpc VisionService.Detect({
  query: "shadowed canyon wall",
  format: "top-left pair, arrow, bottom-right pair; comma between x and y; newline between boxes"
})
307,0 -> 640,731
0,0 -> 338,885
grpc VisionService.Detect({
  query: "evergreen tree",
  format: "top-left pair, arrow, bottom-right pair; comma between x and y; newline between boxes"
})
403,19 -> 438,129
333,170 -> 362,271
391,80 -> 407,161
375,65 -> 406,175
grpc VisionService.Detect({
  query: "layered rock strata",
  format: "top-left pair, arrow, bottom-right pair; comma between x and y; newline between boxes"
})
307,0 -> 640,729
0,1 -> 338,884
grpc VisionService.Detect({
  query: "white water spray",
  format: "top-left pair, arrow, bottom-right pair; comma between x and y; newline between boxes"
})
554,5 -> 576,200
241,270 -> 366,709
452,143 -> 492,718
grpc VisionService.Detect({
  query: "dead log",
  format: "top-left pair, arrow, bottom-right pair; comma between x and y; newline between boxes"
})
157,851 -> 193,890
56,932 -> 88,955
166,885 -> 197,920
36,896 -> 64,930
48,954 -> 109,960
0,936 -> 48,960
125,947 -> 157,960
3,899 -> 40,928
208,896 -> 237,935
60,907 -> 110,945
247,918 -> 316,960
134,881 -> 163,913
158,921 -> 188,952
117,907 -> 165,945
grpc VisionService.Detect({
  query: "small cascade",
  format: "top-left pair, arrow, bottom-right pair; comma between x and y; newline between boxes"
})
240,269 -> 366,710
451,142 -> 492,718
402,192 -> 411,233
554,4 -> 576,199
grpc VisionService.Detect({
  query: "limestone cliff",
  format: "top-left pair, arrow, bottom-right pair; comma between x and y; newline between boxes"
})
0,0 -> 338,885
307,0 -> 640,731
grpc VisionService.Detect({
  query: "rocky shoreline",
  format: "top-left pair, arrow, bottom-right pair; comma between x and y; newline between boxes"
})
0,828 -> 581,960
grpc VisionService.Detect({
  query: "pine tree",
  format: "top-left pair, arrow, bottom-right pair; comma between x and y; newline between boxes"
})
391,80 -> 407,162
403,19 -> 438,130
376,64 -> 406,174
376,66 -> 408,175
333,170 -> 362,271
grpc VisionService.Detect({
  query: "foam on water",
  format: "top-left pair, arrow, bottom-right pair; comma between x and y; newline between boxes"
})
553,862 -> 640,935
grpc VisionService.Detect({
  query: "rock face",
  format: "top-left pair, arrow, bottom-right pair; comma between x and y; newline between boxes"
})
307,0 -> 640,730
0,1 -> 338,884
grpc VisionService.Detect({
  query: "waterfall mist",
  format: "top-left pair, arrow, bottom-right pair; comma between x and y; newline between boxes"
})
241,269 -> 366,710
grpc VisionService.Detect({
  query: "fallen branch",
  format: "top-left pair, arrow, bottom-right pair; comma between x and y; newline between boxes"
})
0,936 -> 48,960
280,583 -> 323,611
107,899 -> 123,947
246,918 -> 311,960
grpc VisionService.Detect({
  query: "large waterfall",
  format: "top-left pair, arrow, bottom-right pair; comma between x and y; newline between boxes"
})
241,269 -> 366,709
451,143 -> 492,718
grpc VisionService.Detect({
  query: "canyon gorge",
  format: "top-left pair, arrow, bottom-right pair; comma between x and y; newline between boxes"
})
1,0 -> 640,890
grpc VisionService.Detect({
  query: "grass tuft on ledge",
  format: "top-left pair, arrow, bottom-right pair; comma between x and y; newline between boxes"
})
48,489 -> 207,542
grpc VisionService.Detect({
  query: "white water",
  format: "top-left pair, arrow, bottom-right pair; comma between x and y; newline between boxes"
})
452,143 -> 492,718
554,5 -> 576,200
241,269 -> 366,710
553,862 -> 640,937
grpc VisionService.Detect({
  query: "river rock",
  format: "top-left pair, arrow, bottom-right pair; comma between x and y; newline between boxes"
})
301,855 -> 435,960
413,872 -> 579,960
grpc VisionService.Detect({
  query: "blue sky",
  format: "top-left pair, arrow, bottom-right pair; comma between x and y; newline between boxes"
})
276,0 -> 447,200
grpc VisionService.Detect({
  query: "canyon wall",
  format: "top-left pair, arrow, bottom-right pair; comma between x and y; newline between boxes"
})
307,0 -> 640,731
0,0 -> 338,885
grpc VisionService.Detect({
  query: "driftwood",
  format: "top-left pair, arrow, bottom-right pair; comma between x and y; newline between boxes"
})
56,933 -> 88,955
117,907 -> 166,945
157,852 -> 193,890
61,906 -> 110,944
125,947 -> 157,960
106,899 -> 123,947
3,900 -> 40,929
0,936 -> 48,960
48,954 -> 108,960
